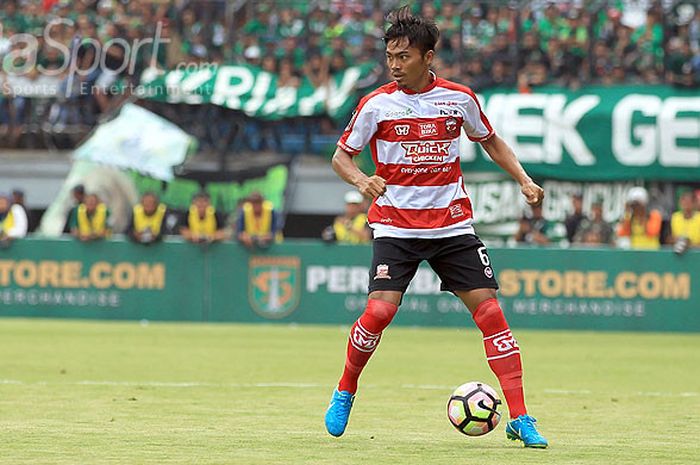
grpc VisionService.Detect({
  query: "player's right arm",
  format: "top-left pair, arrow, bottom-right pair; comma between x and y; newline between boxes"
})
331,148 -> 386,199
333,92 -> 386,199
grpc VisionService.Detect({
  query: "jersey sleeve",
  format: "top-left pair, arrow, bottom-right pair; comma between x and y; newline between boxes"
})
462,93 -> 494,142
337,98 -> 377,156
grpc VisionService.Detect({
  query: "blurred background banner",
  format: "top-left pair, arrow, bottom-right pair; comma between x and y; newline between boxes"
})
460,86 -> 700,181
139,63 -> 376,120
73,103 -> 197,181
128,164 -> 289,212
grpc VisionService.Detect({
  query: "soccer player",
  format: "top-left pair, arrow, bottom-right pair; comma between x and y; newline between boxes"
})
324,7 -> 548,448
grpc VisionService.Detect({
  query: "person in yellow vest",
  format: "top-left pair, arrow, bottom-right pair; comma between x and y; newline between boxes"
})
180,192 -> 228,243
322,190 -> 371,244
668,191 -> 700,253
0,194 -> 28,248
127,192 -> 168,245
69,193 -> 111,242
616,187 -> 662,250
236,192 -> 283,249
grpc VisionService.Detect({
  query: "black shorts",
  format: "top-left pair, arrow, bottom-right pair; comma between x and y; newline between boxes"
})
368,234 -> 499,294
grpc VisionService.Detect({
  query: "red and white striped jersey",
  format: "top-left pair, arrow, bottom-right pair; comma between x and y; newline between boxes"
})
337,73 -> 494,239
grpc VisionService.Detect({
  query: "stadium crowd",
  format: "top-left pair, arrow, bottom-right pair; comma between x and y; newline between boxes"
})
0,0 -> 698,150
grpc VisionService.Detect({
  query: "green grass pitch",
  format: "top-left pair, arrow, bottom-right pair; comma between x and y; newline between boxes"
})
0,319 -> 698,465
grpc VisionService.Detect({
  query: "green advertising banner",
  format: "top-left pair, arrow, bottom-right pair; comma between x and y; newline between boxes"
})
0,239 -> 205,321
1,239 -> 697,332
459,86 -> 700,181
138,64 -> 375,120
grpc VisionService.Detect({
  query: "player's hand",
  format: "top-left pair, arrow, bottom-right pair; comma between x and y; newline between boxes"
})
357,175 -> 387,199
521,180 -> 544,206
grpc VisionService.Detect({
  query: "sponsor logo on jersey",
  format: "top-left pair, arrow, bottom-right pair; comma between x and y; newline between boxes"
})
439,109 -> 461,117
419,122 -> 438,137
484,266 -> 494,278
434,101 -> 459,106
374,263 -> 391,280
445,117 -> 458,135
401,140 -> 451,163
249,256 -> 301,319
448,204 -> 464,218
351,322 -> 381,353
385,108 -> 414,118
394,124 -> 410,136
492,331 -> 519,352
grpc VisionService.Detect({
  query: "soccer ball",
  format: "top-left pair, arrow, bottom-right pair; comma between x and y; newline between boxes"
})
447,381 -> 502,436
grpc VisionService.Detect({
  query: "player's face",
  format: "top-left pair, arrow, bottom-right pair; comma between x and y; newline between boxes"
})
0,198 -> 8,213
386,37 -> 433,90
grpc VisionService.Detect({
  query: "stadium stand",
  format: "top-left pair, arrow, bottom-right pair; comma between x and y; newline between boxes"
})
0,0 -> 698,152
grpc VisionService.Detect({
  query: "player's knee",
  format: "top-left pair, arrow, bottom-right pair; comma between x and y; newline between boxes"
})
365,298 -> 399,324
472,298 -> 506,327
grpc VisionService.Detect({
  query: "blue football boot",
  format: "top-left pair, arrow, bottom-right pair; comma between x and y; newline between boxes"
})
324,389 -> 355,437
505,414 -> 549,448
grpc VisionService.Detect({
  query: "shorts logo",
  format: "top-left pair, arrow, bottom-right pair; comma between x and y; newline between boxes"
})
419,122 -> 438,137
492,331 -> 519,353
401,140 -> 451,163
448,204 -> 464,218
394,124 -> 410,136
374,263 -> 391,280
445,117 -> 458,135
484,266 -> 493,278
351,323 -> 381,353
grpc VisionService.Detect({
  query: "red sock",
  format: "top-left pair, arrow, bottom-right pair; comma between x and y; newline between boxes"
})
338,299 -> 399,394
472,298 -> 527,419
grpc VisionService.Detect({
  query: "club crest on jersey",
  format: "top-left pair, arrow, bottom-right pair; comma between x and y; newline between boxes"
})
374,264 -> 391,280
394,124 -> 410,136
419,122 -> 438,137
445,117 -> 459,135
401,140 -> 451,163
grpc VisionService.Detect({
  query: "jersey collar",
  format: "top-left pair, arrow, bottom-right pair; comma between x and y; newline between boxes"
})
400,71 -> 438,95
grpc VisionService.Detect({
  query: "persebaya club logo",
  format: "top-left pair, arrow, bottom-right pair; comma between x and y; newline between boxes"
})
249,256 -> 301,319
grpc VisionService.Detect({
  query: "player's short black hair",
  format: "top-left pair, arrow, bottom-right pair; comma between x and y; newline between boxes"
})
193,191 -> 210,201
383,5 -> 439,55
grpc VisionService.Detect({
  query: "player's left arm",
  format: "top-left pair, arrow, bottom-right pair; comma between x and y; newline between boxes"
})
480,135 -> 544,206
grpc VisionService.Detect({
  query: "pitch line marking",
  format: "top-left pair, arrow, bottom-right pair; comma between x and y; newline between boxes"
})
1,380 -> 698,397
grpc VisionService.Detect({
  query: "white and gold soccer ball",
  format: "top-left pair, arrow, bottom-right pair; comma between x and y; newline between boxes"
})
447,381 -> 502,436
